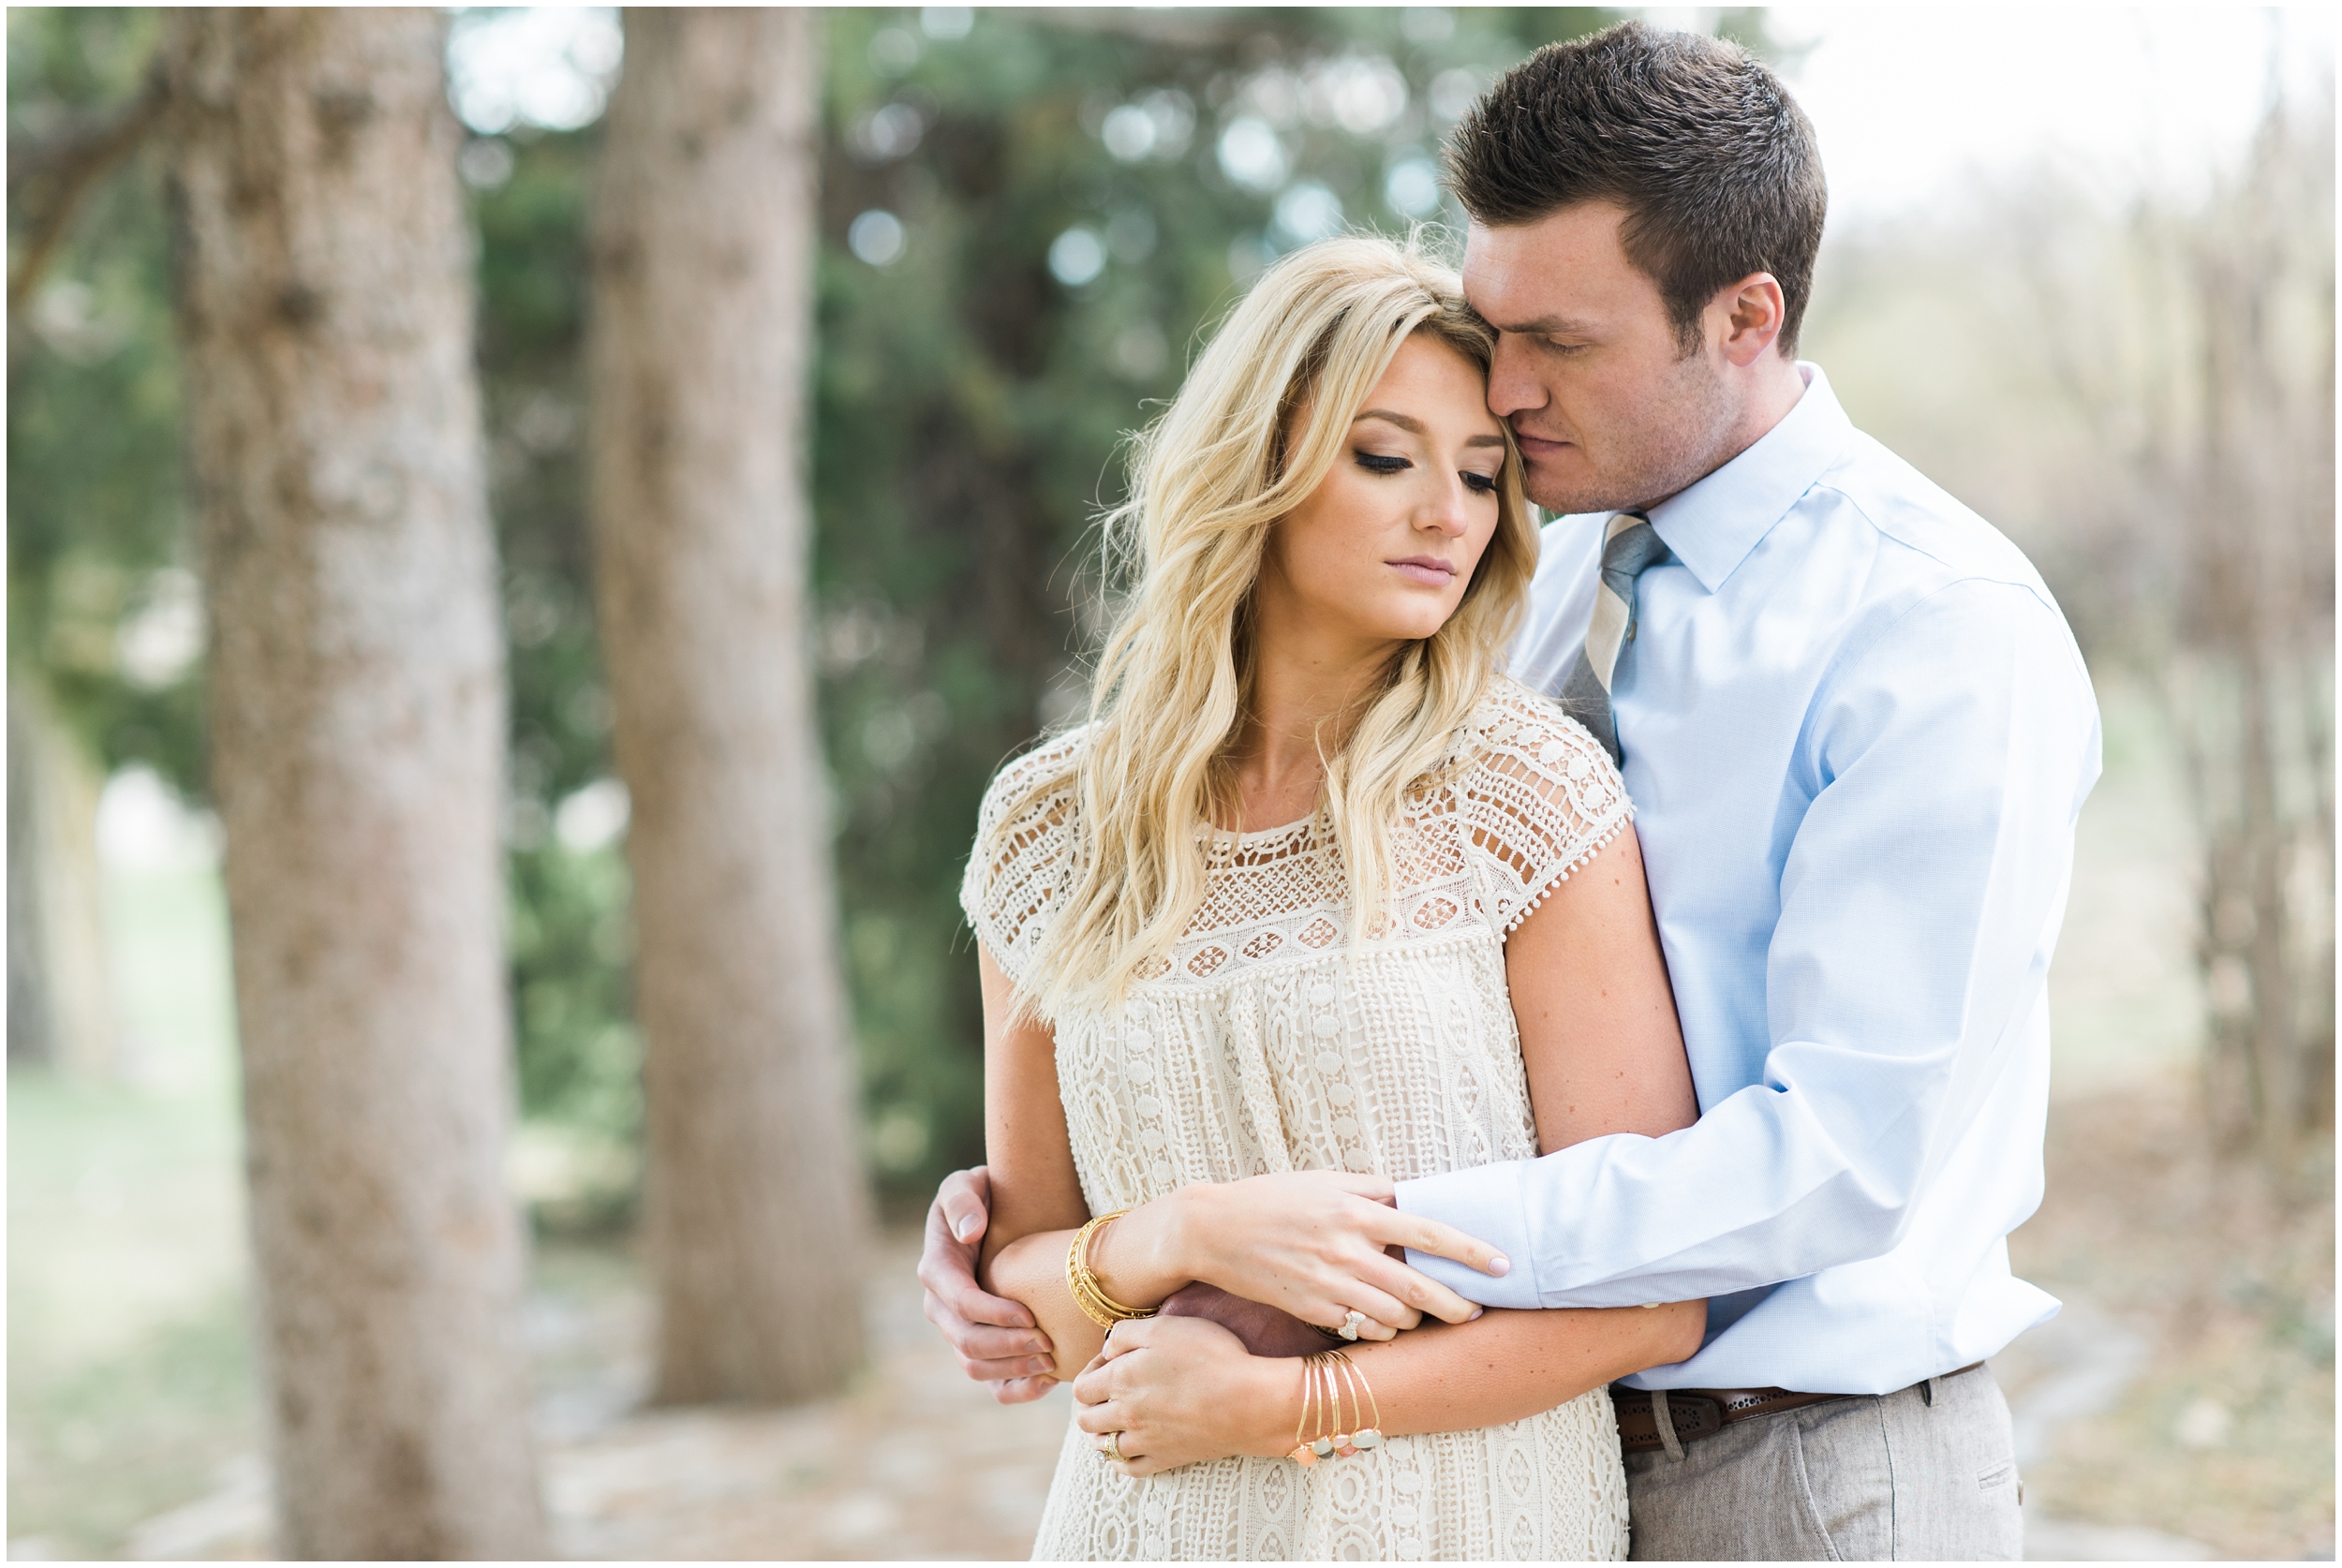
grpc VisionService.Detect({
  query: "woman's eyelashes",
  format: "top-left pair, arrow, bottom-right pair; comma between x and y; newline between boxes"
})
1354,449 -> 1503,496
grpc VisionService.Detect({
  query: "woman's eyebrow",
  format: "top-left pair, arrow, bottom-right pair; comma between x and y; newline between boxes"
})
1356,411 -> 1508,451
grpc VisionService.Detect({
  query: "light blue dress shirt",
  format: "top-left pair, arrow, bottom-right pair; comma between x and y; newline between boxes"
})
1396,364 -> 2102,1395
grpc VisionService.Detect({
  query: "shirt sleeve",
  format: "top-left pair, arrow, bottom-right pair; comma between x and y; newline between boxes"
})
1461,685 -> 1637,936
1396,580 -> 2102,1309
959,732 -> 1083,991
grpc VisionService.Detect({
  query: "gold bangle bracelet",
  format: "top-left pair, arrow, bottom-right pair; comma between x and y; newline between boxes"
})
1286,1350 -> 1391,1466
1286,1354 -> 1320,1466
1329,1348 -> 1386,1451
1305,1354 -> 1328,1459
1065,1210 -> 1159,1329
1326,1353 -> 1356,1455
1322,1354 -> 1341,1451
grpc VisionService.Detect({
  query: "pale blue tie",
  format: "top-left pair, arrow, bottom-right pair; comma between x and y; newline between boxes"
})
1558,511 -> 1670,768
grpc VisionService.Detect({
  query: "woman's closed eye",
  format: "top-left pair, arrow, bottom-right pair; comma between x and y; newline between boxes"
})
1356,450 -> 1500,495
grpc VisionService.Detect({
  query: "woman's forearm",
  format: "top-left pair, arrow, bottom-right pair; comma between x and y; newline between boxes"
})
1083,1296 -> 1707,1467
980,1170 -> 1523,1385
985,1226 -> 1108,1380
980,1191 -> 1214,1379
1338,1299 -> 1705,1440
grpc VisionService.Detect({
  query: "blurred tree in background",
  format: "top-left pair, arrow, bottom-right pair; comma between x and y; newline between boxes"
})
20,5 -> 1704,1212
9,7 -> 1816,1216
2008,82 -> 2335,1168
586,7 -> 871,1402
161,8 -> 545,1550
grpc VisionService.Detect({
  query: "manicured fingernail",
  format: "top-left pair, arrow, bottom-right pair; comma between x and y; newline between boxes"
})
1027,1358 -> 1053,1375
954,1215 -> 980,1241
1468,1307 -> 1485,1321
1487,1255 -> 1510,1277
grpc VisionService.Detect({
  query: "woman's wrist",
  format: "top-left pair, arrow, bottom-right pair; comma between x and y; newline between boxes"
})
1087,1189 -> 1205,1309
1240,1351 -> 1306,1458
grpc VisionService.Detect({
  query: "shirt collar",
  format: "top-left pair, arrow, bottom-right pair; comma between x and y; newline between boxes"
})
1646,362 -> 1854,593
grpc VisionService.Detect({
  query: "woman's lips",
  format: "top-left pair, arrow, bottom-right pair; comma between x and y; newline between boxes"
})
1387,557 -> 1457,587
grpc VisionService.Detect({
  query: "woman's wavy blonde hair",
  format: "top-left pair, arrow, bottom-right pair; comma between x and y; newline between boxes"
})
1003,234 -> 1537,1015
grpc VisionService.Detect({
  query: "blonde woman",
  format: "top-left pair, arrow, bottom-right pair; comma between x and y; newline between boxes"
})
960,236 -> 1702,1561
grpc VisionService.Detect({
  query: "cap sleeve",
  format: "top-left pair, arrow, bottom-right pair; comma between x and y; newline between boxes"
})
1460,680 -> 1636,936
959,730 -> 1087,988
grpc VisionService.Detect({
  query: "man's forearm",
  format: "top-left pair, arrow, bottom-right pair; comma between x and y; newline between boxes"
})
1396,1074 -> 1942,1309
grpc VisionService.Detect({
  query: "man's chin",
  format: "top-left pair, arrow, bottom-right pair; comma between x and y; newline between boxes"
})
1523,472 -> 1614,517
1523,461 -> 1656,518
1517,452 -> 1603,516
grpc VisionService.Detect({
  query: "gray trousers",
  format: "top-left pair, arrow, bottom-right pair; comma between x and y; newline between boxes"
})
1623,1366 -> 2023,1561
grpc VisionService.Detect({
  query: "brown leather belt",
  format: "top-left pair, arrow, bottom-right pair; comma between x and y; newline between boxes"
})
1612,1362 -> 1985,1455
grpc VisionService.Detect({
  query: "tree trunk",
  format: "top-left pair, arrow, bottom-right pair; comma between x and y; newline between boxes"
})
7,677 -> 115,1076
166,9 -> 545,1556
588,6 -> 870,1405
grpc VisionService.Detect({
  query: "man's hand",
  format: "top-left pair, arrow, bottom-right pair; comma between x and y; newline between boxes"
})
917,1166 -> 1058,1402
1158,1281 -> 1332,1359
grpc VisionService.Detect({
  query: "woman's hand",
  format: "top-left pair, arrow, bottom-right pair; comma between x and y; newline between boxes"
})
1143,1171 -> 1504,1340
1072,1316 -> 1293,1478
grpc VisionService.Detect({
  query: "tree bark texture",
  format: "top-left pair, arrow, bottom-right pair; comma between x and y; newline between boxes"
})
166,9 -> 545,1556
589,7 -> 871,1405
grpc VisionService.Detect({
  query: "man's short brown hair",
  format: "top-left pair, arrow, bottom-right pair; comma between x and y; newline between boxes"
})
1445,22 -> 1827,356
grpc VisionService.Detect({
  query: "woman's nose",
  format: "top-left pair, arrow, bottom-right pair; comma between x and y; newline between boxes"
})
1421,477 -> 1473,537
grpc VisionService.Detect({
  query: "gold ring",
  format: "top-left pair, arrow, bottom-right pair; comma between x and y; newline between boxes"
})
1339,1309 -> 1367,1341
1105,1430 -> 1127,1462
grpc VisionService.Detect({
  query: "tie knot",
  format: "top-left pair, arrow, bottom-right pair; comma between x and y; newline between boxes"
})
1601,512 -> 1670,589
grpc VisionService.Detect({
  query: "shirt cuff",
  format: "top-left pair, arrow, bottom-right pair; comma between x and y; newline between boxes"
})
1394,1160 -> 1544,1311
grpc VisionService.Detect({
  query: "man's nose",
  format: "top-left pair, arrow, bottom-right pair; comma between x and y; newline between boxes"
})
1485,333 -> 1545,420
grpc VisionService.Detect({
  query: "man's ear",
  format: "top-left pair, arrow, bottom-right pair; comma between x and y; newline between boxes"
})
1713,273 -> 1786,368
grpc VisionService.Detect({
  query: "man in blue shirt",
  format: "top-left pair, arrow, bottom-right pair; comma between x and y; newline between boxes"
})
921,22 -> 2097,1560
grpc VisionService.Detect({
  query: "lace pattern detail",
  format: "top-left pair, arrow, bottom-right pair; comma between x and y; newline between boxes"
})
961,728 -> 1089,991
963,682 -> 1632,995
964,680 -> 1635,1562
1030,1393 -> 1630,1561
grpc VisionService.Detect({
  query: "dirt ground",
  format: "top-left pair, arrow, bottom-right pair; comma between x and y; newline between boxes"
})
79,1232 -> 1076,1562
9,702 -> 2332,1561
2000,1077 -> 2335,1561
67,1074 -> 2331,1563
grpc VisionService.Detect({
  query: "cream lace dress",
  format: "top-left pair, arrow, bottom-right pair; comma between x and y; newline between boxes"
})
962,678 -> 1636,1562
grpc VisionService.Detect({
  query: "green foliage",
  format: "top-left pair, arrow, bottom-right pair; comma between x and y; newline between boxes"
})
23,7 -> 1824,1211
463,124 -> 644,1155
7,7 -> 201,790
811,7 -> 1622,1192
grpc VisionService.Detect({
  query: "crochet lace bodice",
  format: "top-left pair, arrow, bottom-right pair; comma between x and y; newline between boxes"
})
963,676 -> 1636,1562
